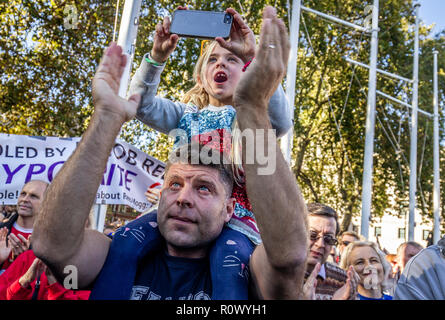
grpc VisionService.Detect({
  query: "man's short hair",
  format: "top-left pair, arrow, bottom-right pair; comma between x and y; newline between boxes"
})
165,143 -> 234,197
397,241 -> 424,255
340,231 -> 360,241
24,179 -> 49,188
307,203 -> 340,235
23,180 -> 49,196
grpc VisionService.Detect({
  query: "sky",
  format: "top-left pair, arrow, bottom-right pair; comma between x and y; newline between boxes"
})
418,0 -> 445,35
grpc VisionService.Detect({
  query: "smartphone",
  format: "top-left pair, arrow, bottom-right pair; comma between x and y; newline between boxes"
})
169,10 -> 233,40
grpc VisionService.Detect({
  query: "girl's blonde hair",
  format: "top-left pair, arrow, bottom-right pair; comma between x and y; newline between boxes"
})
182,40 -> 218,109
182,40 -> 245,186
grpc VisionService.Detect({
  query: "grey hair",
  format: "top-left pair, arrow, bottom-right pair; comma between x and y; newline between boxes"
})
340,241 -> 393,292
24,179 -> 49,189
397,241 -> 424,255
340,231 -> 361,241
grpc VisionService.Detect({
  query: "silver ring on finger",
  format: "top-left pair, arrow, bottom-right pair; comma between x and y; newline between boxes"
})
268,44 -> 276,49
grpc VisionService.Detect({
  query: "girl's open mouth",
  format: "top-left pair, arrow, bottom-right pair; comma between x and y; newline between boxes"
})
214,71 -> 228,83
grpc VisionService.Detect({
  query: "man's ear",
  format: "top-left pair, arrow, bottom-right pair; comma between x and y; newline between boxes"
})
224,197 -> 236,223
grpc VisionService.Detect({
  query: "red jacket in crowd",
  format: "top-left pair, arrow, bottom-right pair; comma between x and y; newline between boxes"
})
0,250 -> 90,300
0,222 -> 32,272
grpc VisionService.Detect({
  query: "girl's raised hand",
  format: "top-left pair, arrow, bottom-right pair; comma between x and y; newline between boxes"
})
150,6 -> 187,63
215,8 -> 256,64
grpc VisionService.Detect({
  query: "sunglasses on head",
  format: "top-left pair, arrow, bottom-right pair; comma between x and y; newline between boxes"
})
309,231 -> 338,246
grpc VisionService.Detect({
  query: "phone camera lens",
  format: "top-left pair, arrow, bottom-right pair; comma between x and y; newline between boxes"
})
224,14 -> 231,24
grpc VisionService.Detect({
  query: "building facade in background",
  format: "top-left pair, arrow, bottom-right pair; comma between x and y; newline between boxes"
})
350,210 -> 436,253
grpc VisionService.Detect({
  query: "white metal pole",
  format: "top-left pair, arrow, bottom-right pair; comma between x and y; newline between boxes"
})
376,90 -> 433,118
93,0 -> 143,229
93,201 -> 108,232
117,0 -> 143,97
281,0 -> 302,164
301,5 -> 369,33
360,0 -> 379,240
433,50 -> 441,244
408,3 -> 420,241
345,57 -> 413,83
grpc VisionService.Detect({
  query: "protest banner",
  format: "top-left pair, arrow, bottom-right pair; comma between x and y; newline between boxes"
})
0,133 -> 165,212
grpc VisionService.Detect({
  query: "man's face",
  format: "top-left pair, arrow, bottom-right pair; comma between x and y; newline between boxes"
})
16,181 -> 47,218
339,234 -> 358,254
307,215 -> 337,268
157,164 -> 234,257
398,244 -> 422,271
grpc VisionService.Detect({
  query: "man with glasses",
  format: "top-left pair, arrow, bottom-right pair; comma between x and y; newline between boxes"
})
302,203 -> 359,300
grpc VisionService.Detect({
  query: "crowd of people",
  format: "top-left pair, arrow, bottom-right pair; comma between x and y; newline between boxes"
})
0,180 -> 440,300
0,5 -> 444,300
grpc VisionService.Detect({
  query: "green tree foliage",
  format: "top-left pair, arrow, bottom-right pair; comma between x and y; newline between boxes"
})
0,0 -> 117,136
291,0 -> 445,231
1,0 -> 444,229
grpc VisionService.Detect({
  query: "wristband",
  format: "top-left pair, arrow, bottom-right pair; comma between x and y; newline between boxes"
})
242,58 -> 253,72
145,53 -> 165,67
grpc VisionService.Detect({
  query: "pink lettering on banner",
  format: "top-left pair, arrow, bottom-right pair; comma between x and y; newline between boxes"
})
125,170 -> 137,191
3,164 -> 26,184
0,134 -> 165,211
107,163 -> 116,185
100,163 -> 137,191
2,161 -> 65,184
48,161 -> 65,181
25,164 -> 46,182
117,165 -> 125,186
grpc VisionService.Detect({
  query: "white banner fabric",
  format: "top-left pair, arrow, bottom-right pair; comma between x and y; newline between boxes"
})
0,133 -> 165,212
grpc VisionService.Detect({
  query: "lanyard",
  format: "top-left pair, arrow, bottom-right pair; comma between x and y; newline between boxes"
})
31,274 -> 41,300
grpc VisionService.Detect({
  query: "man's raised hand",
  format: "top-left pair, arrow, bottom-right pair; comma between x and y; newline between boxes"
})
234,6 -> 290,110
332,266 -> 360,300
302,262 -> 321,300
92,42 -> 140,123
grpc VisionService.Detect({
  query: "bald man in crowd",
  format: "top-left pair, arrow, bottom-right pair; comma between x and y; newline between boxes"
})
0,180 -> 48,274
